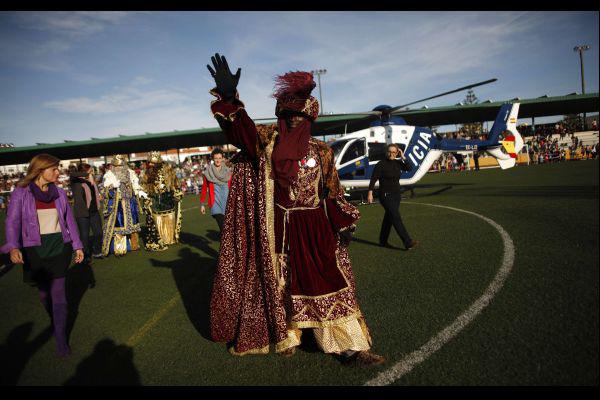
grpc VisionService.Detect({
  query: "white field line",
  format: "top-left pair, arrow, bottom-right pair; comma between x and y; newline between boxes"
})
126,293 -> 181,347
364,202 -> 515,386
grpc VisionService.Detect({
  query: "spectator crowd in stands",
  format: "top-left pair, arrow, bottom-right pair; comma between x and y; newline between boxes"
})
429,153 -> 469,173
523,121 -> 599,164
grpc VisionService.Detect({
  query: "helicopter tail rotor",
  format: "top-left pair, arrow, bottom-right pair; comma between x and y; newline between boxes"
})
485,103 -> 523,169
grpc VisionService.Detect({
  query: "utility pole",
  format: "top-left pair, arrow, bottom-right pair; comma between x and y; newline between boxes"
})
311,69 -> 327,115
574,45 -> 590,130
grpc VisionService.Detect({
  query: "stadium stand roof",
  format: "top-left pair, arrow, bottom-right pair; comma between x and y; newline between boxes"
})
1,92 -> 598,166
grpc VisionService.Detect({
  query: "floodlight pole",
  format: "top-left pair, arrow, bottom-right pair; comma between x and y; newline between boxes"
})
574,45 -> 590,130
311,69 -> 327,115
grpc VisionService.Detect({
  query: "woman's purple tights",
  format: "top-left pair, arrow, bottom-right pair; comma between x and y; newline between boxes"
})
38,277 -> 71,357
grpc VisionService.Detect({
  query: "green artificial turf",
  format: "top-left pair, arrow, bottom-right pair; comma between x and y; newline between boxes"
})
0,160 -> 597,386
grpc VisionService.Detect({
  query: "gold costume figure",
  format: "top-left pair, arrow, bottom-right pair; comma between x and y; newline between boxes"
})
140,152 -> 183,251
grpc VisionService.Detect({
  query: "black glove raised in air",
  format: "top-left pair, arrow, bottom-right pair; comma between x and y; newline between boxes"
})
206,53 -> 241,100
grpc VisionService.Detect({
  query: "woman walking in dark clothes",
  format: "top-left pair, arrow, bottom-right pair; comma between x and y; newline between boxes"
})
1,154 -> 84,358
367,144 -> 419,250
70,163 -> 103,261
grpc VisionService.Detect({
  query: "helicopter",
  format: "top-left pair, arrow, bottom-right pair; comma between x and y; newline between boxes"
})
318,79 -> 524,189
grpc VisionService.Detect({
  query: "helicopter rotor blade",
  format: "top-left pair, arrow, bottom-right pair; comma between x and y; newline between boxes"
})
252,110 -> 381,122
386,78 -> 497,114
253,78 -> 497,130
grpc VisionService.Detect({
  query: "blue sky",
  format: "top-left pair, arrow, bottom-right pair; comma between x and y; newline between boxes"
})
0,11 -> 598,146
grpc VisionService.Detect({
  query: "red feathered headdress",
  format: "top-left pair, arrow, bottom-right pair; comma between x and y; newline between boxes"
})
272,71 -> 320,121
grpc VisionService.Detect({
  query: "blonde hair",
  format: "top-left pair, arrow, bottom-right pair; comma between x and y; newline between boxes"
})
17,153 -> 61,188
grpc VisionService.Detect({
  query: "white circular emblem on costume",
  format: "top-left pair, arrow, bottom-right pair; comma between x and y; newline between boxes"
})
306,158 -> 316,168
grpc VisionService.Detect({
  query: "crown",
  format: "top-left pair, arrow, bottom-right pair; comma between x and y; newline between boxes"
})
111,154 -> 126,166
148,151 -> 163,164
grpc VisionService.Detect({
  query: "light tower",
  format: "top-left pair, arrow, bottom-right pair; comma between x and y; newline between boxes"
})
573,44 -> 590,130
311,69 -> 327,115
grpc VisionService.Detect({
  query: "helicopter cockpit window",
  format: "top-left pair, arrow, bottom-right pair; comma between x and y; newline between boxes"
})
341,140 -> 365,164
368,143 -> 387,162
329,139 -> 350,161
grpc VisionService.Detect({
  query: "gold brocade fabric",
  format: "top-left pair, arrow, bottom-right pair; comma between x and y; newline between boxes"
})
113,234 -> 128,256
313,317 -> 372,354
276,328 -> 302,353
154,211 -> 177,245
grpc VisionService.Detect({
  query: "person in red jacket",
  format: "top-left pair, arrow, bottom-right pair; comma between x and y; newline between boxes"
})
200,148 -> 232,232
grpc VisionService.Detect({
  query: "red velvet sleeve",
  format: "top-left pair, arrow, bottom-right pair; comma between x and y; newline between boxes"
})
210,88 -> 259,160
200,174 -> 208,204
318,142 -> 361,233
325,197 -> 360,233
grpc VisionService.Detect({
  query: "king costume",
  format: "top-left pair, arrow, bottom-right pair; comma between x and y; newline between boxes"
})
139,151 -> 183,251
207,54 -> 383,364
101,155 -> 144,256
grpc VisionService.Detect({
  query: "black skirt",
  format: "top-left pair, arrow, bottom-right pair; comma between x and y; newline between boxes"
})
22,243 -> 73,286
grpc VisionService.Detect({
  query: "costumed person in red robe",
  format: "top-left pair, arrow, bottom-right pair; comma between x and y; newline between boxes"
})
207,53 -> 385,367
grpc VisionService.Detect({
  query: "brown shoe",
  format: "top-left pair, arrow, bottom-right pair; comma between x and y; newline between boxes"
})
343,351 -> 386,368
407,239 -> 419,250
280,347 -> 296,357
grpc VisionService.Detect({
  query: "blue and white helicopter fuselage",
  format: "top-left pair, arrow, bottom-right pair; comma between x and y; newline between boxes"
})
330,103 -> 524,189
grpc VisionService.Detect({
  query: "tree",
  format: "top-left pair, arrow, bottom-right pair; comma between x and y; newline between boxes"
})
460,89 -> 483,138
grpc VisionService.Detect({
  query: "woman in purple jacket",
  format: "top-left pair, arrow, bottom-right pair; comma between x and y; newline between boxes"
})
1,154 -> 84,358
